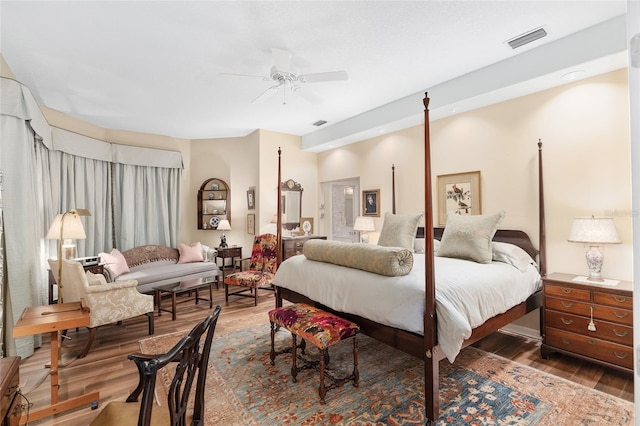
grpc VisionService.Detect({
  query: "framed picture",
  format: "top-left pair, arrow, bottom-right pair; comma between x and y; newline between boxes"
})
437,171 -> 481,225
300,217 -> 313,234
362,189 -> 380,217
247,213 -> 255,235
246,188 -> 255,210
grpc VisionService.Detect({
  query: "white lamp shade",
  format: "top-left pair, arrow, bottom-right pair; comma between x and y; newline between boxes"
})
568,217 -> 620,244
46,214 -> 87,240
217,219 -> 231,231
353,216 -> 375,232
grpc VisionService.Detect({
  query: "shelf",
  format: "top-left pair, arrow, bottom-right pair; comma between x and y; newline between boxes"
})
198,178 -> 230,230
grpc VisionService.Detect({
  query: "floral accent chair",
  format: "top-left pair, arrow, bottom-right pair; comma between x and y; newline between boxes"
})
49,259 -> 154,357
224,233 -> 278,306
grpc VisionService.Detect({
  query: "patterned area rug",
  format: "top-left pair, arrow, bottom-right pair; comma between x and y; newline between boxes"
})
140,324 -> 634,425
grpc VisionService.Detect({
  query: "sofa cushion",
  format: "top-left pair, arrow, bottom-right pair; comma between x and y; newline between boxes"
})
116,260 -> 218,293
99,249 -> 130,278
178,242 -> 204,264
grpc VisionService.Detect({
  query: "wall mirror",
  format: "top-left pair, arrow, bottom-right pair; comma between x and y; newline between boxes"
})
281,179 -> 303,230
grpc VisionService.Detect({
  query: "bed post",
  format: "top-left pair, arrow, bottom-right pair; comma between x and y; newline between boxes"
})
277,147 -> 283,267
392,164 -> 396,214
422,93 -> 438,423
538,140 -> 546,276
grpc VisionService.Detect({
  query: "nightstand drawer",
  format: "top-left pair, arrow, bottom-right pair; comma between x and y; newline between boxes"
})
545,297 -> 633,325
544,284 -> 591,301
545,311 -> 633,346
593,291 -> 632,309
545,328 -> 633,370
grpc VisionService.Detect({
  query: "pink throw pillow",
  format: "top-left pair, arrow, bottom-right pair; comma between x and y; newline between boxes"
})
178,242 -> 204,264
99,249 -> 130,278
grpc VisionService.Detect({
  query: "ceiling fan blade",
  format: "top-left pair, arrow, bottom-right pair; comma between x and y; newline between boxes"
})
219,72 -> 269,81
271,48 -> 292,73
298,70 -> 348,83
251,85 -> 280,104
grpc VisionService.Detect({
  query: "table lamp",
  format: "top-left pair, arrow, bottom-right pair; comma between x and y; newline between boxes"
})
568,216 -> 620,281
353,216 -> 375,243
46,208 -> 91,302
217,219 -> 231,248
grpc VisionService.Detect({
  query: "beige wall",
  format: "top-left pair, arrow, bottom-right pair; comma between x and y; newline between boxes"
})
319,69 -> 632,283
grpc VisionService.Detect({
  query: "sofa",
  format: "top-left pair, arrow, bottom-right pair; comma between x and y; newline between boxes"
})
99,243 -> 219,294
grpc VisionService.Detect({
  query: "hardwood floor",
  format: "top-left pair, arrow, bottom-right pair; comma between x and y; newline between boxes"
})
17,287 -> 633,425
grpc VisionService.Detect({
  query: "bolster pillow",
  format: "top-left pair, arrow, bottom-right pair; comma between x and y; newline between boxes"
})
303,240 -> 414,276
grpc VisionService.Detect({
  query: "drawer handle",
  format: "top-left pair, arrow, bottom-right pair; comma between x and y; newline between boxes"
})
587,339 -> 596,345
612,329 -> 628,337
560,318 -> 573,325
560,301 -> 573,308
612,311 -> 628,319
613,351 -> 628,360
561,288 -> 573,294
613,295 -> 629,303
561,338 -> 572,345
4,383 -> 17,396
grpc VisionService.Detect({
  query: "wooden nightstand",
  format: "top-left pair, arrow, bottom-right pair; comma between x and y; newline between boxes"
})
216,246 -> 242,282
282,235 -> 327,261
541,272 -> 633,373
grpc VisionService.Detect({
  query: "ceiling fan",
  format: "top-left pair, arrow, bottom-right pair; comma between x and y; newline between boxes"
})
221,48 -> 348,104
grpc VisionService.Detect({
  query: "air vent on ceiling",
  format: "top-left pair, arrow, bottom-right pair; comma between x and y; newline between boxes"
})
313,120 -> 327,127
507,27 -> 547,49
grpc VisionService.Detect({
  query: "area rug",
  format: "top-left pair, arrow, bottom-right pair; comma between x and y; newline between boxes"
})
140,324 -> 634,425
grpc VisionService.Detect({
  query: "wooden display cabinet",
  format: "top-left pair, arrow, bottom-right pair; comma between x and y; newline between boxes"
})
198,178 -> 230,230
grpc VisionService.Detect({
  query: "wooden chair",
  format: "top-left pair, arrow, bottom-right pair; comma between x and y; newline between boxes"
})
223,233 -> 278,306
91,305 -> 222,426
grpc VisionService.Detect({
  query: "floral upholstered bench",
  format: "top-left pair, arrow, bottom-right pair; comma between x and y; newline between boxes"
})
268,303 -> 360,404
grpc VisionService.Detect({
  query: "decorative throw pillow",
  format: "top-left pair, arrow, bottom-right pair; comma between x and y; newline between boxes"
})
377,212 -> 424,250
437,210 -> 505,263
86,271 -> 107,286
492,241 -> 536,272
414,238 -> 425,253
98,249 -> 130,278
178,242 -> 204,264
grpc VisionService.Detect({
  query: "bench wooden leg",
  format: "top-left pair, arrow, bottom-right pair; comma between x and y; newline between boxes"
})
319,348 -> 327,404
270,321 -> 276,365
353,336 -> 359,387
291,334 -> 298,383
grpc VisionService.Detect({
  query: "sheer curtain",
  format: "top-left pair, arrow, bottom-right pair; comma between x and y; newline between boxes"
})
113,163 -> 181,250
1,77 -> 183,358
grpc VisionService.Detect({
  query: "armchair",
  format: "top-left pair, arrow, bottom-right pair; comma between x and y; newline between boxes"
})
49,259 -> 155,357
224,233 -> 278,306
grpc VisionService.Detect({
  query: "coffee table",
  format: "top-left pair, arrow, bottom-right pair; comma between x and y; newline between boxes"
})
153,274 -> 218,320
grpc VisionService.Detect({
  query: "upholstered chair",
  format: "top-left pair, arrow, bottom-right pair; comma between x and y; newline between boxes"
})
48,259 -> 155,357
223,233 -> 278,306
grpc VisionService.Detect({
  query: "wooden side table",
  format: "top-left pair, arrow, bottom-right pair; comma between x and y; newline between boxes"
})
541,272 -> 633,373
0,357 -> 20,426
215,246 -> 242,283
13,302 -> 100,423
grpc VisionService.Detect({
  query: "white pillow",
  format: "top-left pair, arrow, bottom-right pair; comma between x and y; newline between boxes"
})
99,249 -> 130,278
437,211 -> 505,263
413,238 -> 425,253
492,241 -> 536,272
86,271 -> 107,286
377,212 -> 424,250
178,242 -> 204,264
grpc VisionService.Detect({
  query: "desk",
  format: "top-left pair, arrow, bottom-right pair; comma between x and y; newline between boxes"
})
13,302 -> 100,423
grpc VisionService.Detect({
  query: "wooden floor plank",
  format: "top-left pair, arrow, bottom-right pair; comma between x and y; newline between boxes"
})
16,287 -> 633,425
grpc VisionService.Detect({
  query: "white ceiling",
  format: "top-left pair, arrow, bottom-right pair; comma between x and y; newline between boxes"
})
0,1 -> 629,151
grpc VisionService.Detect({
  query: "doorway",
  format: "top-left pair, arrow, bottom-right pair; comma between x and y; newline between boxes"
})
320,178 -> 360,243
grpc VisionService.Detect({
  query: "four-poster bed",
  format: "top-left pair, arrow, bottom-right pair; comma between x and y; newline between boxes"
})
273,93 -> 546,423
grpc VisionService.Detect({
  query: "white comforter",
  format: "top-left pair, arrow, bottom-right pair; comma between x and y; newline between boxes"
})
273,254 -> 541,362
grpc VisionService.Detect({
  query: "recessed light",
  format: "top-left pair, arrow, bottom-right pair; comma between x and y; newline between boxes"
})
561,70 -> 586,81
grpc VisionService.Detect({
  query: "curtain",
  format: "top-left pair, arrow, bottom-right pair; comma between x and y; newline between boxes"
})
113,163 -> 181,250
1,77 -> 183,358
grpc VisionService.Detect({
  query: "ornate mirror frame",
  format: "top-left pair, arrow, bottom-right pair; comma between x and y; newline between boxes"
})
281,179 -> 303,230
